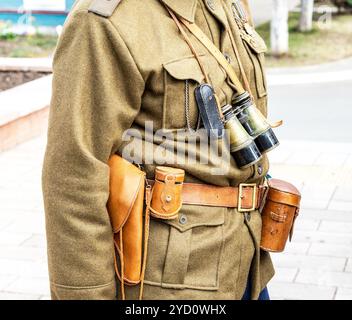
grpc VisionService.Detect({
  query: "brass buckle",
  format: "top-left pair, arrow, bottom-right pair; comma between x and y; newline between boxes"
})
238,183 -> 257,212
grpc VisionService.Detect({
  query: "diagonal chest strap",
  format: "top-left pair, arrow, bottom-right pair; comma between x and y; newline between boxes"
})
180,17 -> 245,95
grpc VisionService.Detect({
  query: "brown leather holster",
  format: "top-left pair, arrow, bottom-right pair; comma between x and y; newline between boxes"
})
107,155 -> 146,293
107,156 -> 186,300
260,179 -> 301,252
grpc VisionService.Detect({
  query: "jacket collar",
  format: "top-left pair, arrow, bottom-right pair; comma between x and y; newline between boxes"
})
160,0 -> 198,23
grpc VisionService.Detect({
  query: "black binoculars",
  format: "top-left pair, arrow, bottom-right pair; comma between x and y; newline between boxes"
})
222,91 -> 280,169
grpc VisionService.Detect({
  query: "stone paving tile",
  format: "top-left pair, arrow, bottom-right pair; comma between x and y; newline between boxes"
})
309,243 -> 352,258
293,230 -> 352,245
314,153 -> 349,167
4,276 -> 50,296
335,288 -> 352,300
285,151 -> 320,166
0,218 -> 12,231
267,148 -> 292,164
271,267 -> 298,283
294,218 -> 320,231
328,201 -> 352,212
268,282 -> 336,300
300,184 -> 336,210
0,245 -> 46,261
271,254 -> 346,271
0,232 -> 32,246
344,155 -> 352,167
21,234 -> 47,248
319,221 -> 352,233
0,258 -> 48,278
0,275 -> 17,290
303,209 -> 352,222
283,242 -> 310,255
300,199 -> 330,210
296,269 -> 352,289
3,215 -> 45,235
0,292 -> 41,300
333,186 -> 352,202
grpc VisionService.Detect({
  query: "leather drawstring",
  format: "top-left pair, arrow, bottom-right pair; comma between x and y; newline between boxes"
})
113,232 -> 126,300
165,6 -> 211,85
139,184 -> 152,300
166,6 -> 225,118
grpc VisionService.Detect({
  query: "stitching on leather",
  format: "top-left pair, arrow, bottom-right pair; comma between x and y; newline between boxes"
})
51,279 -> 115,290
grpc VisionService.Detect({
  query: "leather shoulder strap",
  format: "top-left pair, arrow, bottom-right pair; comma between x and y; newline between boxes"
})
88,0 -> 123,17
181,18 -> 245,94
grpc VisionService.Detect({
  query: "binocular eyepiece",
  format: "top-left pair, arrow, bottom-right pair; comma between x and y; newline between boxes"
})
221,92 -> 280,169
233,92 -> 280,154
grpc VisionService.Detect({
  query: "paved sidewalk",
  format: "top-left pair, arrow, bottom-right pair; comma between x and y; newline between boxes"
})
0,134 -> 351,300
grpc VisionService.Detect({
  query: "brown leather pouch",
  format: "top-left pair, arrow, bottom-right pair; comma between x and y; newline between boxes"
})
107,155 -> 145,285
150,166 -> 185,220
260,179 -> 301,252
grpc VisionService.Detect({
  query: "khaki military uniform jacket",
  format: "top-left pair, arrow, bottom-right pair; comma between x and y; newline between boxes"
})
42,0 -> 275,300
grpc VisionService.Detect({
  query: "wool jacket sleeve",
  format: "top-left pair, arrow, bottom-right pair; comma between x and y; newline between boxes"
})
42,9 -> 145,299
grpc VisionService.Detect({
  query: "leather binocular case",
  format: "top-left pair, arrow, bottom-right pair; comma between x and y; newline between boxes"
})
260,179 -> 301,253
150,166 -> 185,220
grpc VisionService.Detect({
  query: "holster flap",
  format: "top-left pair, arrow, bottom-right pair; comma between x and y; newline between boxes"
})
107,155 -> 146,233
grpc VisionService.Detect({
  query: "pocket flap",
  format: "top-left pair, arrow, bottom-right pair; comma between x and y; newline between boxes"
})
107,155 -> 146,233
163,204 -> 225,232
240,29 -> 267,54
163,55 -> 206,84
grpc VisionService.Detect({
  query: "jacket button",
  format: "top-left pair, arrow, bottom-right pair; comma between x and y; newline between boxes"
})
179,214 -> 187,225
224,53 -> 231,63
257,165 -> 263,175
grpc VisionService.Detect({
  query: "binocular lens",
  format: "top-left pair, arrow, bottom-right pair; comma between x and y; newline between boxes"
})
255,127 -> 279,153
221,104 -> 262,169
233,92 -> 280,154
232,141 -> 262,169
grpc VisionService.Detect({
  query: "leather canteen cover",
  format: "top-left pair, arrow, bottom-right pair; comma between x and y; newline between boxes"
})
150,166 -> 185,220
107,155 -> 145,285
260,179 -> 301,253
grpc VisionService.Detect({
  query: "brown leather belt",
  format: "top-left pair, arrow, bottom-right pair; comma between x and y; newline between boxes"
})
148,180 -> 266,212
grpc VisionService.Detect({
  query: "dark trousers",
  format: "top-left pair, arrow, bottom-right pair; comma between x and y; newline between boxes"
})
241,280 -> 270,300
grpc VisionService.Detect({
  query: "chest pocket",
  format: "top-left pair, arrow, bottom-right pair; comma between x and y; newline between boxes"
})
240,27 -> 268,100
162,56 -> 206,130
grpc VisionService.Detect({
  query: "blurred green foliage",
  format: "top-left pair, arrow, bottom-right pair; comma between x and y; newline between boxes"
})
0,33 -> 58,57
256,12 -> 352,67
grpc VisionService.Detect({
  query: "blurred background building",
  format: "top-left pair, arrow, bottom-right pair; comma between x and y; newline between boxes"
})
0,0 -> 74,34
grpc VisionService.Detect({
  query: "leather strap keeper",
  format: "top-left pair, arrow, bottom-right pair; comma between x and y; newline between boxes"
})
147,180 -> 266,211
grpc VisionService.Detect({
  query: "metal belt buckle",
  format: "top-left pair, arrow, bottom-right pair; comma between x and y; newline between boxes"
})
238,183 -> 257,212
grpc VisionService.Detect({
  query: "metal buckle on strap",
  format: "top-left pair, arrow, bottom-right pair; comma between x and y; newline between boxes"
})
238,183 -> 257,212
